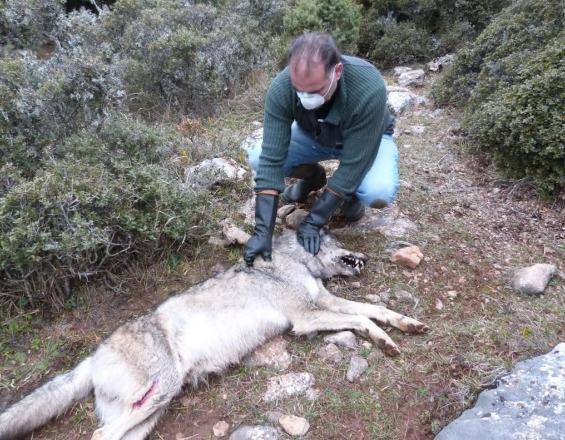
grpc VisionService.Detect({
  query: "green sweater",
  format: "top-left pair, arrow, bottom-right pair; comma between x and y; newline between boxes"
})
255,55 -> 389,196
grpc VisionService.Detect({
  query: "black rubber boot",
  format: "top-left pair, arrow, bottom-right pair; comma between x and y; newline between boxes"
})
341,197 -> 365,222
282,164 -> 327,203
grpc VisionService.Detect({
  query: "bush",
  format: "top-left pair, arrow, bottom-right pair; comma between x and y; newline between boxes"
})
359,0 -> 510,67
0,115 -> 217,310
362,14 -> 434,68
90,0 -> 278,116
0,50 -> 124,176
432,0 -> 564,194
0,0 -> 65,49
283,0 -> 363,53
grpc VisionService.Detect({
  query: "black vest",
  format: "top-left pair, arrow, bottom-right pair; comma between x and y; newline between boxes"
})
294,55 -> 394,149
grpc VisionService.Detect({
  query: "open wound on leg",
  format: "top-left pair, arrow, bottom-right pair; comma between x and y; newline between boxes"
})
132,380 -> 159,410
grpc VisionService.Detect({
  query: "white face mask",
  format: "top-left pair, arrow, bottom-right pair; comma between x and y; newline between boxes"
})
297,68 -> 336,110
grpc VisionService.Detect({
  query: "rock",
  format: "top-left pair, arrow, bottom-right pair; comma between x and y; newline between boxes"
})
390,246 -> 424,269
265,411 -> 284,424
366,294 -> 384,305
213,420 -> 230,437
435,343 -> 565,440
511,264 -> 557,294
240,127 -> 263,151
324,331 -> 358,349
263,372 -> 315,402
243,336 -> 291,370
398,69 -> 425,87
435,298 -> 444,310
346,355 -> 369,382
277,204 -> 295,219
305,387 -> 321,401
285,208 -> 309,229
278,415 -> 310,436
393,66 -> 413,76
239,196 -> 255,226
185,158 -> 246,189
387,85 -> 411,93
392,290 -> 418,308
317,343 -> 343,364
221,221 -> 251,245
427,54 -> 454,72
410,125 -> 426,135
333,206 -> 418,238
387,91 -> 414,115
229,425 -> 279,440
350,281 -> 361,289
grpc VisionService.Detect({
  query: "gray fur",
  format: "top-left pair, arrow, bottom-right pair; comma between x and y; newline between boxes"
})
0,230 -> 428,440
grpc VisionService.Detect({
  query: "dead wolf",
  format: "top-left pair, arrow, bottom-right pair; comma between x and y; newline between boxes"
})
0,230 -> 428,440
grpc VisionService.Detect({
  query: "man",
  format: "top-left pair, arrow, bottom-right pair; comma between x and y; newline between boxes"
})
244,32 -> 397,265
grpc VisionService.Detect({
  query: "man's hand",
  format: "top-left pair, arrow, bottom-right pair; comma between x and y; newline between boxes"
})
297,189 -> 344,255
244,193 -> 279,266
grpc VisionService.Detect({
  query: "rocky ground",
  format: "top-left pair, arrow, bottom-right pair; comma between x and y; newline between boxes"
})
1,66 -> 563,439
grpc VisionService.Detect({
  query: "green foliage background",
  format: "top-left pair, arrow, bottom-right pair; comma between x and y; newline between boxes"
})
432,0 -> 564,194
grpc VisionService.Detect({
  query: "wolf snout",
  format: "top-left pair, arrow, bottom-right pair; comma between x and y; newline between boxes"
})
340,254 -> 366,272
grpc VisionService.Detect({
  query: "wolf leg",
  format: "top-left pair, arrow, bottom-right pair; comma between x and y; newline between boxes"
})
290,310 -> 401,356
120,408 -> 166,440
315,282 -> 428,334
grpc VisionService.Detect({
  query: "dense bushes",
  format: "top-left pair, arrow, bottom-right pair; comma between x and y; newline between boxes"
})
432,0 -> 564,194
283,0 -> 362,53
359,0 -> 511,68
0,116 -> 217,309
1,0 -> 265,311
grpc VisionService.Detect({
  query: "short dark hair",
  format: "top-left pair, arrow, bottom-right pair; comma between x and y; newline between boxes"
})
288,32 -> 341,74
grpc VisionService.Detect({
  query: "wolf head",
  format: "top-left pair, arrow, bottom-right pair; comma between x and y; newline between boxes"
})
273,229 -> 367,279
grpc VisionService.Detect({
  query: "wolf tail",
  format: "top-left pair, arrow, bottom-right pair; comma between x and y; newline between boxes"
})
0,356 -> 94,439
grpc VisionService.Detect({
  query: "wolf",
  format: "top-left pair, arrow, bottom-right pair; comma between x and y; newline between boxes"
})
0,229 -> 428,440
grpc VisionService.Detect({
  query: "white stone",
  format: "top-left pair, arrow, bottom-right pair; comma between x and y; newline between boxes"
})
346,355 -> 369,382
387,92 -> 414,115
393,66 -> 413,76
263,372 -> 315,402
185,157 -> 246,189
512,264 -> 557,294
240,127 -> 263,151
317,343 -> 343,364
229,426 -> 279,440
278,415 -> 310,436
243,336 -> 291,370
324,331 -> 358,349
398,69 -> 425,87
213,420 -> 230,437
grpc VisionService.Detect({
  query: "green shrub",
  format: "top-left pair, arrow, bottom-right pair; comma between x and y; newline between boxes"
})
359,0 -> 510,67
0,116 -> 217,310
431,0 -> 564,195
283,0 -> 363,53
362,15 -> 434,68
464,40 -> 565,194
0,51 -> 124,176
0,0 -> 65,49
90,0 -> 277,116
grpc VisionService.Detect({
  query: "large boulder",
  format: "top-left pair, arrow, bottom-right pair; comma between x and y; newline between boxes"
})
435,343 -> 565,440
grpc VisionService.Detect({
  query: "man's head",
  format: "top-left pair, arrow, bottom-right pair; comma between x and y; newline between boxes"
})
288,33 -> 344,109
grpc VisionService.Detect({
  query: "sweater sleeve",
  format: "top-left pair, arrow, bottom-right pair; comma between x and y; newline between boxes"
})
254,71 -> 294,193
327,79 -> 387,196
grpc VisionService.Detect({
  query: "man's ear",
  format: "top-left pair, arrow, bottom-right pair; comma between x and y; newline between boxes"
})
335,63 -> 344,81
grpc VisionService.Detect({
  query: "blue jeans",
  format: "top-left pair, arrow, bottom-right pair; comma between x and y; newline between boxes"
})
248,123 -> 399,206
